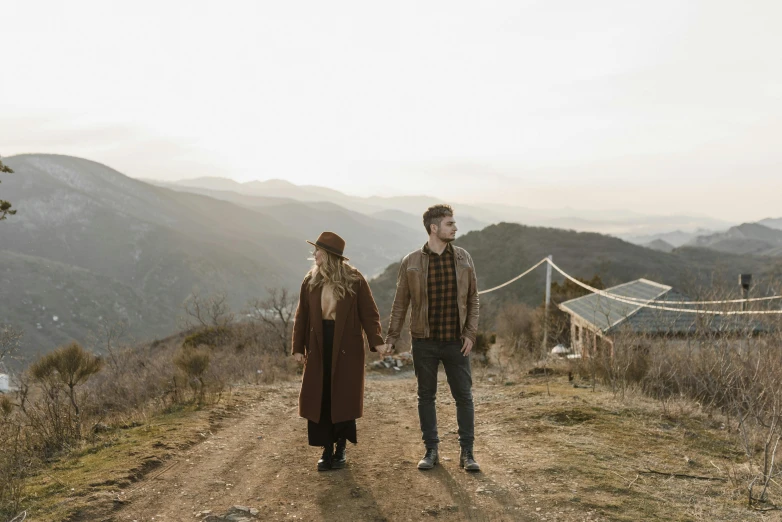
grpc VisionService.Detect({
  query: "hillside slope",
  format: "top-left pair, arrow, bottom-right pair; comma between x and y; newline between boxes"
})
370,223 -> 782,327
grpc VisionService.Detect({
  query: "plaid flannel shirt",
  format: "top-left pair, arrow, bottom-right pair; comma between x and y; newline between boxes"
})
423,242 -> 461,341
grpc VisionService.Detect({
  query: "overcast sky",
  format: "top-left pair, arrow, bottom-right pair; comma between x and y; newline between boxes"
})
1,1 -> 780,221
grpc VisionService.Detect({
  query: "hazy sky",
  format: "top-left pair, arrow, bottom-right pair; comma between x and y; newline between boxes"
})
2,1 -> 780,221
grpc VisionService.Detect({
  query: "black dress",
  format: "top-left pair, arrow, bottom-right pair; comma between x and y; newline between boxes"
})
307,319 -> 358,446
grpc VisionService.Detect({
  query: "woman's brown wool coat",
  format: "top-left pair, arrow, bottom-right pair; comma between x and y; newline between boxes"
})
291,272 -> 384,424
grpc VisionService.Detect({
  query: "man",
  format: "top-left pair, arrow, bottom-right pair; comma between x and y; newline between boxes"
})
385,204 -> 481,471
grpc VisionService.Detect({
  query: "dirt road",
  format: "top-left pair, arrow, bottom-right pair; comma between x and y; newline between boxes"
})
110,370 -> 754,522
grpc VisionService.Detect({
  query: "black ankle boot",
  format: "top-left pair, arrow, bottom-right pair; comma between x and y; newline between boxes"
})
459,447 -> 481,472
332,438 -> 347,469
417,447 -> 438,470
317,444 -> 334,471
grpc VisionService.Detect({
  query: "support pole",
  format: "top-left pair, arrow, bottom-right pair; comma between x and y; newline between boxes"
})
740,274 -> 752,312
542,255 -> 553,353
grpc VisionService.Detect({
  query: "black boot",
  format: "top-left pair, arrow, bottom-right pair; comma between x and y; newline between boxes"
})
417,447 -> 439,470
332,438 -> 347,469
459,447 -> 481,472
317,444 -> 334,471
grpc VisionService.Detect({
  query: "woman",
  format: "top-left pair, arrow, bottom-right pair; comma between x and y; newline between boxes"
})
291,231 -> 388,471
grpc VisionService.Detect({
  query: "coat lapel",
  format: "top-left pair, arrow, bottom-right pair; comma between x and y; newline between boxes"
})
332,288 -> 356,376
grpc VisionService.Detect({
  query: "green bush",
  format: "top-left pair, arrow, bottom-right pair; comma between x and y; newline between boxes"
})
27,342 -> 102,443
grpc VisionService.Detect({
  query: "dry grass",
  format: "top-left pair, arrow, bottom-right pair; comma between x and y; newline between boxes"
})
475,374 -> 756,521
4,369 -> 774,521
0,314 -> 300,519
5,302 -> 782,520
19,385 -> 263,521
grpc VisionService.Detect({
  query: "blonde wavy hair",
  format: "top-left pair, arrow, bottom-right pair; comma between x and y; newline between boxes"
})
307,248 -> 360,300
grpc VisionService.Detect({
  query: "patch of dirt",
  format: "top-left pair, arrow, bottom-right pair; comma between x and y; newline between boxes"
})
71,374 -> 763,522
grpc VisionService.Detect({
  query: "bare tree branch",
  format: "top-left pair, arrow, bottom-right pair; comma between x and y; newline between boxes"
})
247,288 -> 296,356
183,292 -> 234,329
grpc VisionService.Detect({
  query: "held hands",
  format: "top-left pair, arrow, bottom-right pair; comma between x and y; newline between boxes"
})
295,344 -> 393,362
374,343 -> 393,356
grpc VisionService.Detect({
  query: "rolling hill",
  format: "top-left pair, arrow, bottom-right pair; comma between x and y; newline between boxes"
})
166,176 -> 733,236
686,223 -> 782,256
4,155 -> 779,356
141,183 -> 421,275
0,154 -> 418,356
760,217 -> 782,231
369,222 -> 782,332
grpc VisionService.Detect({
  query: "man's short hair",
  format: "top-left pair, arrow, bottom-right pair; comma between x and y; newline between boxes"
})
423,204 -> 454,235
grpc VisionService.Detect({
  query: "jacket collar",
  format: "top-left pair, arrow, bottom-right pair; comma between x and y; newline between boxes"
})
422,242 -> 454,256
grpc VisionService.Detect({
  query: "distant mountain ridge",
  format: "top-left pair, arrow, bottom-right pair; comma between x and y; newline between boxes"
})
621,228 -> 719,247
0,154 -> 419,356
624,219 -> 782,255
5,155 -> 778,357
163,176 -> 733,237
643,239 -> 675,253
759,217 -> 782,231
686,223 -> 782,256
138,183 -> 421,272
159,177 -> 503,230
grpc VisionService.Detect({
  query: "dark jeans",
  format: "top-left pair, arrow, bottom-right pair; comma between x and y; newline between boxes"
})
412,338 -> 474,450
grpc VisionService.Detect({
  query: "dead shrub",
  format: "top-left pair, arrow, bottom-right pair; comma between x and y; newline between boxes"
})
591,319 -> 782,508
247,288 -> 295,356
182,326 -> 233,348
182,292 -> 235,328
0,398 -> 32,519
174,347 -> 211,406
0,294 -> 299,516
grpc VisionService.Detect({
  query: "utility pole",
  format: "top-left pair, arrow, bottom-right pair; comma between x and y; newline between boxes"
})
740,274 -> 752,311
542,255 -> 553,397
542,255 -> 553,353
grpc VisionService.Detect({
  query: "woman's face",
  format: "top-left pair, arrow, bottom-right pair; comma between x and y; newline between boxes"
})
314,247 -> 324,267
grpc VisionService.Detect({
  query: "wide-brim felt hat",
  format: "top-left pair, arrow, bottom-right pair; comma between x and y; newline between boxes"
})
307,231 -> 349,261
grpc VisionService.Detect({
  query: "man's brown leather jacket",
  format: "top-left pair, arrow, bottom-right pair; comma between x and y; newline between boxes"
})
386,243 -> 480,347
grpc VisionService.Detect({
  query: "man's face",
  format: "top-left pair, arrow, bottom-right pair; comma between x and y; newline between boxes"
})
433,215 -> 457,242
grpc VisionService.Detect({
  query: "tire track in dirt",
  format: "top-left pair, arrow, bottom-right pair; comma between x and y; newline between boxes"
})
112,373 -> 556,521
114,385 -> 304,520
